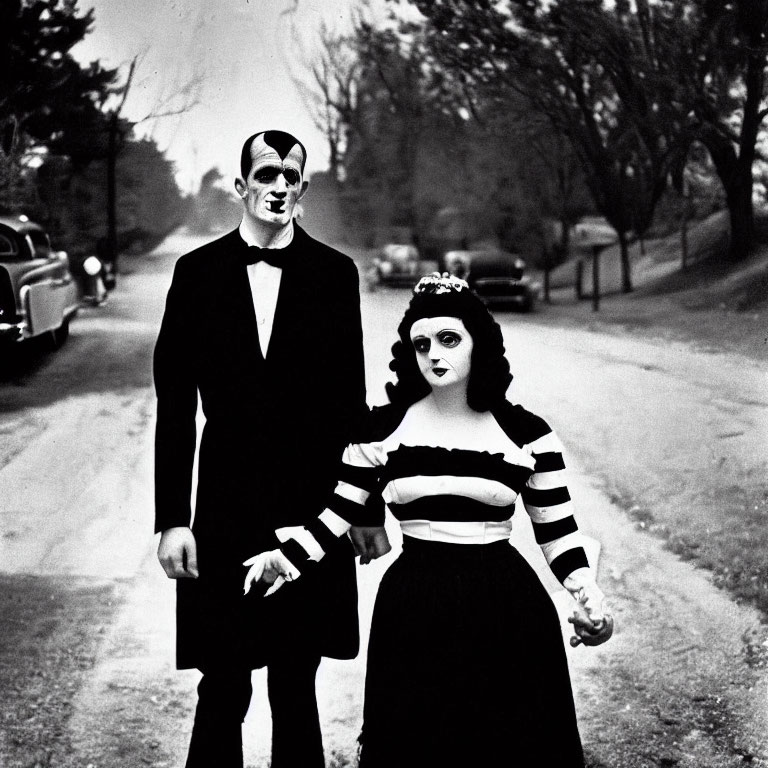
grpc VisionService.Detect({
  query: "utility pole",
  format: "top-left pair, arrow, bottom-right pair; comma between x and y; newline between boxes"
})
102,59 -> 136,282
106,110 -> 119,276
591,245 -> 601,312
100,55 -> 199,283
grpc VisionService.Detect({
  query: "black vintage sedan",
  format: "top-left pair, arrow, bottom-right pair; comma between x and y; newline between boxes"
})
367,243 -> 421,290
0,215 -> 80,347
452,249 -> 540,311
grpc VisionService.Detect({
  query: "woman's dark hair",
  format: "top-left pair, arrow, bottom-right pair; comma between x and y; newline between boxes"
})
385,284 -> 513,412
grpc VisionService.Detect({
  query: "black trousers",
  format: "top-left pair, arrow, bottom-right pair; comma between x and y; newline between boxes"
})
185,654 -> 324,768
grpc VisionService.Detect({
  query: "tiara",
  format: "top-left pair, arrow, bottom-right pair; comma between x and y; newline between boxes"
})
413,272 -> 469,295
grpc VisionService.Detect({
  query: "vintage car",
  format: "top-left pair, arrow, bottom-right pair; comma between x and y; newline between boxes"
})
369,243 -> 421,288
453,249 -> 539,311
0,215 -> 80,347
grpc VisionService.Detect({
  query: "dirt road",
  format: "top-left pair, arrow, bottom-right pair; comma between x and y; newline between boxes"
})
0,231 -> 766,767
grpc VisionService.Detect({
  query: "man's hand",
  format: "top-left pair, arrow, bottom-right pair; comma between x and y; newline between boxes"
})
349,526 -> 392,565
157,526 -> 199,579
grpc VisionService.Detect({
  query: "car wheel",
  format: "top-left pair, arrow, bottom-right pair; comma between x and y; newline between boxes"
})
49,318 -> 70,349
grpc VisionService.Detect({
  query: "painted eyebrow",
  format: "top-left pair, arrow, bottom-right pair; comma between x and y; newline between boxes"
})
410,328 -> 463,340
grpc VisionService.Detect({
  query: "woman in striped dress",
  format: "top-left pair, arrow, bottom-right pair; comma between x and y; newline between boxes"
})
244,273 -> 613,767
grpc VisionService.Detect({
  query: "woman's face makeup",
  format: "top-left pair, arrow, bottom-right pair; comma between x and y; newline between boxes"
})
409,316 -> 473,389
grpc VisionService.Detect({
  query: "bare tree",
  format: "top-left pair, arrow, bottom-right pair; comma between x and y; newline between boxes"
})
284,17 -> 362,185
99,53 -> 201,273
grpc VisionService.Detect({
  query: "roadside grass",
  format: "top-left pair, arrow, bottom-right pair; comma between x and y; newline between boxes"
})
611,484 -> 768,639
0,575 -> 123,768
666,487 -> 768,622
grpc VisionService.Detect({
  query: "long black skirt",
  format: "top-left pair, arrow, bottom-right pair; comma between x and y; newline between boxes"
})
359,536 -> 585,768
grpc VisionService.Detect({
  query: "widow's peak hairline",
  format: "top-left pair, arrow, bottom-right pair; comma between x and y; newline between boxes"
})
240,130 -> 307,178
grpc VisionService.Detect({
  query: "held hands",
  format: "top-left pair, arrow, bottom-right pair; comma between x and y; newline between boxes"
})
349,526 -> 392,565
563,568 -> 614,648
242,524 -> 393,598
243,550 -> 296,597
157,526 -> 199,579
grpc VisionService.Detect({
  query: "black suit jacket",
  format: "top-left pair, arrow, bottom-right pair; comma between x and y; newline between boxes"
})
153,224 -> 366,670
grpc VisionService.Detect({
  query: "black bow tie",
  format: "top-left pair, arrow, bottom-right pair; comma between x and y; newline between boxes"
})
243,245 -> 286,268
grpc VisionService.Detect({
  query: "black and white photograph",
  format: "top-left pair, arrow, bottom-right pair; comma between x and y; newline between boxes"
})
1,1 -> 767,766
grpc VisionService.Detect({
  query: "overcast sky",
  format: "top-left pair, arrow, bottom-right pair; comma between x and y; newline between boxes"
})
74,0 -> 369,192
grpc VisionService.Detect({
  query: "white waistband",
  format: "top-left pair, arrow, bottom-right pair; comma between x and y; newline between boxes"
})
398,519 -> 512,545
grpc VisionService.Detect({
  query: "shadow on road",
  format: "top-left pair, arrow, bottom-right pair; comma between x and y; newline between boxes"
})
0,320 -> 155,415
0,336 -> 59,384
0,258 -> 169,415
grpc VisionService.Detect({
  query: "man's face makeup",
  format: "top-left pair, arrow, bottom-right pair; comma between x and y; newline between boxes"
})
236,135 -> 307,229
410,316 -> 474,389
252,166 -> 301,187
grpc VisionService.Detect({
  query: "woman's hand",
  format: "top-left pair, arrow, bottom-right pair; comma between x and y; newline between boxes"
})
563,568 -> 614,647
567,604 -> 614,647
242,550 -> 296,597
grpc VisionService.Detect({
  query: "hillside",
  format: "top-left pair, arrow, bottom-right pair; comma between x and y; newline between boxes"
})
541,211 -> 768,361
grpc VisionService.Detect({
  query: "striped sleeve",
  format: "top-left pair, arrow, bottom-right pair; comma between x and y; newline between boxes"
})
275,441 -> 384,575
521,426 -> 590,583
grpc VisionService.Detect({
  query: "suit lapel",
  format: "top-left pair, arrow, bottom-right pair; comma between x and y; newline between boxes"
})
221,230 -> 265,366
261,227 -> 310,365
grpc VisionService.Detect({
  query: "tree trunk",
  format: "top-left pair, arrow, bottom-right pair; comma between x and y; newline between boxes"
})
559,210 -> 571,259
591,244 -> 601,311
723,3 -> 767,262
680,179 -> 690,271
725,171 -> 754,261
619,229 -> 632,293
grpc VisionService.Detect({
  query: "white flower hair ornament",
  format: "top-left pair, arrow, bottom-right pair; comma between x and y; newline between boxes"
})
413,272 -> 469,295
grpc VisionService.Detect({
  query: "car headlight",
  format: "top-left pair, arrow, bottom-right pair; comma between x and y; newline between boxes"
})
83,255 -> 102,276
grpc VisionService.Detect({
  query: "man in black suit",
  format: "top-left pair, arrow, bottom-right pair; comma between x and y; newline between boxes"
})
154,130 -> 367,768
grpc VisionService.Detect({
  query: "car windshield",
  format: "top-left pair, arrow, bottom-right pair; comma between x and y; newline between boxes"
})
472,252 -> 525,279
27,230 -> 51,259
